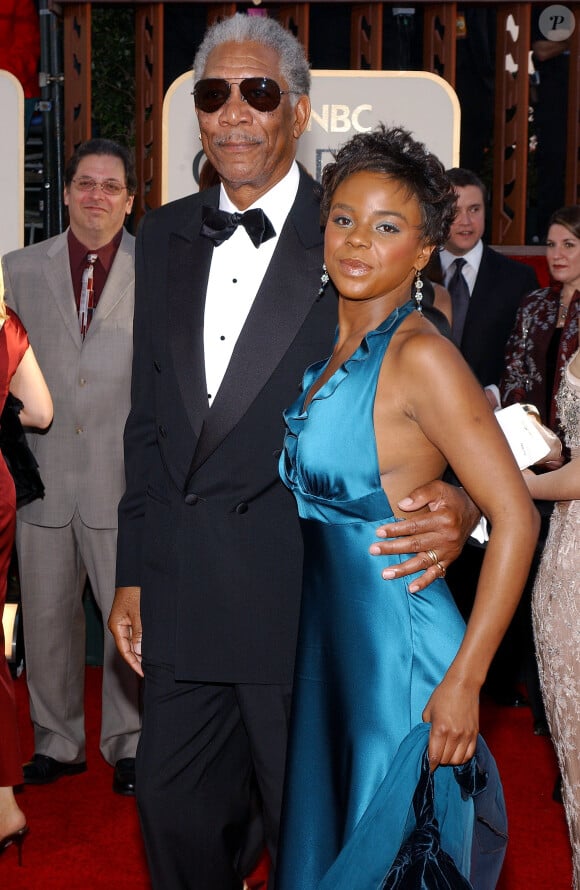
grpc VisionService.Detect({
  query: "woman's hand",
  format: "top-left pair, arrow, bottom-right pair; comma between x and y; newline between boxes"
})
422,676 -> 479,770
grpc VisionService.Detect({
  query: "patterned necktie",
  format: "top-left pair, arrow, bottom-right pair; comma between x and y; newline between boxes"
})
79,252 -> 98,340
200,205 -> 276,248
448,257 -> 470,345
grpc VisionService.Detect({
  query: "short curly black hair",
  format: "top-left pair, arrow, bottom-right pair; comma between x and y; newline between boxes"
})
320,125 -> 457,248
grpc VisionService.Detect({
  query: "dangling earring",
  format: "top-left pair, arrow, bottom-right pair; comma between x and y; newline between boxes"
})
318,263 -> 329,299
413,268 -> 424,313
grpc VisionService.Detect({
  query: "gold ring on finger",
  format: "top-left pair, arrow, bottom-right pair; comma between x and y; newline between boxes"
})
436,561 -> 446,578
426,549 -> 438,566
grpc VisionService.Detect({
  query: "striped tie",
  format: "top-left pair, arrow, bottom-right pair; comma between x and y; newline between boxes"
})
79,252 -> 98,340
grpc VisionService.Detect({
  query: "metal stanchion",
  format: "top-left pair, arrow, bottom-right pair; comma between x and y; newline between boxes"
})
39,0 -> 65,238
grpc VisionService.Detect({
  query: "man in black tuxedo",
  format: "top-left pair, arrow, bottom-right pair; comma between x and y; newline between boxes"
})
429,168 -> 538,401
109,15 -> 477,890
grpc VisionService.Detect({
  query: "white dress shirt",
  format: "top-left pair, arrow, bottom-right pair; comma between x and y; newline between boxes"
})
439,239 -> 483,296
203,163 -> 300,405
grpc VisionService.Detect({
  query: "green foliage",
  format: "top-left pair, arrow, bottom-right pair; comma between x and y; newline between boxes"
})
91,5 -> 135,146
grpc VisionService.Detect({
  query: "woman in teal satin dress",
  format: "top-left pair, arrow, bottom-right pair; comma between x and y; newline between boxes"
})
275,126 -> 539,889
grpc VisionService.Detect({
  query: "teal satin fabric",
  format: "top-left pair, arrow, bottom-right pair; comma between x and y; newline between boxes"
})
276,302 -> 472,889
318,724 -> 476,890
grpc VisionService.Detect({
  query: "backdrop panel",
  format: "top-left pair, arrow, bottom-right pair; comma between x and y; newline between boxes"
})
162,69 -> 460,204
0,71 -> 24,256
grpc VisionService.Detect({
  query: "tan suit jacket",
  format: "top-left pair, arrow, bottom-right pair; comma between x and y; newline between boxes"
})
2,227 -> 135,528
1,227 -> 140,765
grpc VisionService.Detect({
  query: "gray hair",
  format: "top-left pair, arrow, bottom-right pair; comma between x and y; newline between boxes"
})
193,13 -> 311,100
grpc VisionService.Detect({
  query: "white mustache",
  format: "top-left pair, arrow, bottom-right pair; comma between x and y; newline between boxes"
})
213,134 -> 263,146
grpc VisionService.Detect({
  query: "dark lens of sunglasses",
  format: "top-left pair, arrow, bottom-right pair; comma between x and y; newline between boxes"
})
239,78 -> 281,112
194,80 -> 230,113
194,78 -> 282,113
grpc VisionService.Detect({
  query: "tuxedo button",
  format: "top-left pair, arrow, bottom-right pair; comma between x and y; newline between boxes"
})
158,425 -> 167,438
235,502 -> 248,514
154,361 -> 161,373
184,493 -> 199,506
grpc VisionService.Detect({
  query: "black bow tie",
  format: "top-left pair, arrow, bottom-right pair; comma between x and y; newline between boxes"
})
200,205 -> 276,248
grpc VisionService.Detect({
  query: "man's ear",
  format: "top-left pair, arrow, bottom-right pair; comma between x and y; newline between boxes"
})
292,95 -> 311,140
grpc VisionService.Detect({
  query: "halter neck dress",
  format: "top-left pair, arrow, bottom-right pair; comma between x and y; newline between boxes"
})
276,300 -> 473,888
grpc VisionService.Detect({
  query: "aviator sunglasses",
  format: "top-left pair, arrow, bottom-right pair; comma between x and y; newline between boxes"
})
193,77 -> 299,113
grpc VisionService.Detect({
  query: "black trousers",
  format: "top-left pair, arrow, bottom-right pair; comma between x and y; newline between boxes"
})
136,660 -> 292,890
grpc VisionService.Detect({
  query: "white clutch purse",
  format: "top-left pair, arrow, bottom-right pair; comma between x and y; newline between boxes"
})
494,403 -> 562,469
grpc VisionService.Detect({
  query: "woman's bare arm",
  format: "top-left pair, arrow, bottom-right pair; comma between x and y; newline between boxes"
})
523,460 -> 580,501
10,345 -> 53,429
375,324 -> 539,766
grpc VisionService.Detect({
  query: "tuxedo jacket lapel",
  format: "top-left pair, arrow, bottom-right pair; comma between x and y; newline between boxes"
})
167,195 -> 215,441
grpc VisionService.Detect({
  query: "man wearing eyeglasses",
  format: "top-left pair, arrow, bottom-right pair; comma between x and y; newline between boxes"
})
109,15 -> 477,889
1,138 -> 141,798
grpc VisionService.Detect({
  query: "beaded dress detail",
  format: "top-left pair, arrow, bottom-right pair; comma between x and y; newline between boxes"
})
532,351 -> 580,888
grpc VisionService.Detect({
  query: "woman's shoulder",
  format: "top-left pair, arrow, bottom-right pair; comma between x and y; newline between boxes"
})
391,310 -> 462,376
5,306 -> 27,333
507,286 -> 557,338
519,285 -> 555,308
397,309 -> 455,349
2,307 -> 29,351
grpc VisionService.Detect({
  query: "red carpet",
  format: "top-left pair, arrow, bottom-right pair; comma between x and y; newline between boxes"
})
2,667 -> 572,888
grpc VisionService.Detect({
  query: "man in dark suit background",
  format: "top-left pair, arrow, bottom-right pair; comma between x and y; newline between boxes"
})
108,15 -> 478,890
429,168 -> 538,402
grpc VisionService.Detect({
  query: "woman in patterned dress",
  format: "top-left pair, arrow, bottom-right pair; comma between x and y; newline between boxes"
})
526,339 -> 580,888
500,205 -> 580,440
